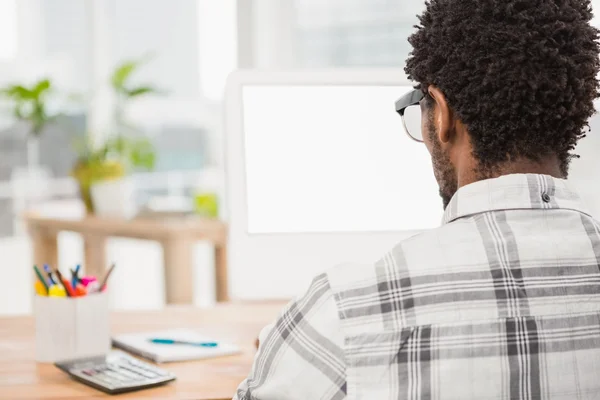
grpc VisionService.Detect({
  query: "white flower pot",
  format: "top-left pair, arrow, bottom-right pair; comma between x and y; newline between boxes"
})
90,177 -> 137,219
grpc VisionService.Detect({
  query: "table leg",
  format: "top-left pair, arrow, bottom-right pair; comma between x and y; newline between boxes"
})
31,229 -> 58,272
214,245 -> 229,302
163,237 -> 194,304
84,235 -> 107,279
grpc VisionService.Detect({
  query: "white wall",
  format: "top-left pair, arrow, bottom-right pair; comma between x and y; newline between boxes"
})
570,109 -> 600,218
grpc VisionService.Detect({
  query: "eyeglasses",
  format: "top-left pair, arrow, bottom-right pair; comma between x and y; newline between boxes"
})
395,89 -> 425,142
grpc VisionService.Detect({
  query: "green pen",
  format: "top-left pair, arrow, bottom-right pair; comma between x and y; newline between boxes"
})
33,265 -> 49,293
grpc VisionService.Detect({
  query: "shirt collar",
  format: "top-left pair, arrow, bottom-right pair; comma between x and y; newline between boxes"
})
443,174 -> 591,225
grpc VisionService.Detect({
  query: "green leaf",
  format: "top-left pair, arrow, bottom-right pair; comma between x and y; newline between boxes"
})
2,85 -> 33,100
126,86 -> 157,97
32,79 -> 51,96
0,79 -> 57,136
111,60 -> 140,91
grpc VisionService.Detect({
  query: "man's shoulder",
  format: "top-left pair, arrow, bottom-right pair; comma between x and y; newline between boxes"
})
323,221 -> 484,333
326,221 -> 478,293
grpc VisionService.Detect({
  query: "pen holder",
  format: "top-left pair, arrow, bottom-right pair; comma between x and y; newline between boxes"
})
34,292 -> 110,363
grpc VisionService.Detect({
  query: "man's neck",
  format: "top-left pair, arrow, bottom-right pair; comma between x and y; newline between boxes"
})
457,156 -> 565,189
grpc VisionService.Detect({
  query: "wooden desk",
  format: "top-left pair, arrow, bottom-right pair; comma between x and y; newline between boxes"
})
0,302 -> 285,399
25,210 -> 229,303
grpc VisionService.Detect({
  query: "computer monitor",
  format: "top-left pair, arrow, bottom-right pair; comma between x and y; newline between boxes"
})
224,70 -> 443,299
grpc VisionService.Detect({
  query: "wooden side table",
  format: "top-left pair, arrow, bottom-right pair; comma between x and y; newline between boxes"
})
25,210 -> 228,303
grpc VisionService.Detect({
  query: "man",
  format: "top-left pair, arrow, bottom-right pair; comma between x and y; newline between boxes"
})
235,0 -> 600,398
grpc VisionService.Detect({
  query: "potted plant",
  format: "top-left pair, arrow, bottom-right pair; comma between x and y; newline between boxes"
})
72,57 -> 159,216
0,78 -> 58,169
72,135 -> 155,216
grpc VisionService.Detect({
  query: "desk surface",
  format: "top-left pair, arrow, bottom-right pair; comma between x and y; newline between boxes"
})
0,302 -> 285,400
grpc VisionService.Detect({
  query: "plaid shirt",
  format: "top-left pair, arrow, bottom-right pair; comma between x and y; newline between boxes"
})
235,174 -> 600,400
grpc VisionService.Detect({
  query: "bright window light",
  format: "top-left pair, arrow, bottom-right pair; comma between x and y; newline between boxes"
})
197,0 -> 237,101
0,0 -> 17,60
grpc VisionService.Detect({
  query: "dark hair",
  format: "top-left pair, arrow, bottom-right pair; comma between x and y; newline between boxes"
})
405,0 -> 600,175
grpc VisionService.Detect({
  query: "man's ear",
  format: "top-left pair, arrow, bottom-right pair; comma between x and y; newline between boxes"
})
427,86 -> 452,144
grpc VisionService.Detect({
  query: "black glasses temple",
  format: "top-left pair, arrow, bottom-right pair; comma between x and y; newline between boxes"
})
395,89 -> 425,114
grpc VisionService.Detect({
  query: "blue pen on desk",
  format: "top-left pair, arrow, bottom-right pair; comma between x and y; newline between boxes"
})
149,338 -> 219,348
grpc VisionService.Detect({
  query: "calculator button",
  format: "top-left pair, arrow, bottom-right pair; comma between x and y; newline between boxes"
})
92,375 -> 113,386
153,367 -> 170,375
141,370 -> 159,378
107,366 -> 127,374
133,371 -> 156,379
133,367 -> 154,377
104,371 -> 126,381
124,358 -> 143,366
120,365 -> 142,375
95,373 -> 113,381
118,370 -> 142,381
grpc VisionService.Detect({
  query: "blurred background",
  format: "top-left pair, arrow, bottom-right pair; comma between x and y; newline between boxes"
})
0,0 -> 598,315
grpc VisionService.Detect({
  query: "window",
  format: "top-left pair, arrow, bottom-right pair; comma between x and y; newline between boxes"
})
197,0 -> 237,101
0,0 -> 18,60
292,0 -> 425,68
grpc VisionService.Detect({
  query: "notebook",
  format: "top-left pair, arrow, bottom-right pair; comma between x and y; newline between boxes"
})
112,329 -> 241,363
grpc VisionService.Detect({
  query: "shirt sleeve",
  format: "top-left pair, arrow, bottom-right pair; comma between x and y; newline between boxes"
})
233,273 -> 347,400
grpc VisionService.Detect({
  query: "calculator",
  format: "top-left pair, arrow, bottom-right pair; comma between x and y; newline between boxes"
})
55,350 -> 176,395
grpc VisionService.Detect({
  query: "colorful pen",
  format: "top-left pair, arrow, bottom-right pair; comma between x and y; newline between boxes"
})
149,338 -> 219,347
48,285 -> 66,297
99,263 -> 116,291
80,276 -> 97,287
43,264 -> 56,285
54,269 -> 73,297
72,264 -> 81,290
33,265 -> 49,294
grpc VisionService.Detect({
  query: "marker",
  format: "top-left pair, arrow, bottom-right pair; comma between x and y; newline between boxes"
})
48,285 -> 66,297
74,284 -> 87,297
80,276 -> 97,287
72,264 -> 81,291
54,269 -> 73,297
99,263 -> 116,291
44,264 -> 56,285
33,265 -> 49,295
149,338 -> 219,347
34,280 -> 48,296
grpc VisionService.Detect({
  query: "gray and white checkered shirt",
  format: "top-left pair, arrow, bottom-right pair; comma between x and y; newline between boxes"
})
235,174 -> 600,400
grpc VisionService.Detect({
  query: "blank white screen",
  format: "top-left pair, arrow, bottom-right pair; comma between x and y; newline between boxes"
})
242,85 -> 443,233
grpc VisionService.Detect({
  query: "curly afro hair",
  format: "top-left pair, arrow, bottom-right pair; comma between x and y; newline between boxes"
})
405,0 -> 600,175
